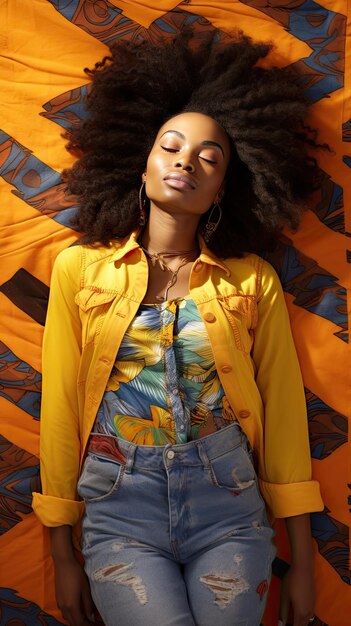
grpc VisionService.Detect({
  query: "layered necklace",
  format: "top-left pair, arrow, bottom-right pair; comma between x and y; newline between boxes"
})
140,244 -> 199,301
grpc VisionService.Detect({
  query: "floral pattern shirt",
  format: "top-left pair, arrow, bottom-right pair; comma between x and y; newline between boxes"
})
94,297 -> 237,444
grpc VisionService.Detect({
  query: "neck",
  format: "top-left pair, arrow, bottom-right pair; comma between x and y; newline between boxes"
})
141,203 -> 200,252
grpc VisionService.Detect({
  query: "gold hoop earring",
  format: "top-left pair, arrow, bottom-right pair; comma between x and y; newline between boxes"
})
203,201 -> 222,243
138,181 -> 147,226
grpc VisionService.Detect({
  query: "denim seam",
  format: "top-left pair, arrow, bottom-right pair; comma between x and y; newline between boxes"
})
83,464 -> 126,503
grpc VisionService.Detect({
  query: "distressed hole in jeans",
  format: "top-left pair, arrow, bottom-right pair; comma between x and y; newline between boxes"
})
112,538 -> 147,552
92,562 -> 147,605
252,519 -> 265,533
199,573 -> 249,608
231,468 -> 255,490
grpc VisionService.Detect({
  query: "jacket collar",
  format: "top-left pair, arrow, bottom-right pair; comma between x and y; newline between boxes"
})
197,234 -> 231,277
108,230 -> 141,263
108,230 -> 230,276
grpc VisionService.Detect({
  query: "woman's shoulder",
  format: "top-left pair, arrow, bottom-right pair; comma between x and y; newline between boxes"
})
54,243 -> 82,264
223,253 -> 281,297
224,252 -> 276,278
54,241 -> 120,269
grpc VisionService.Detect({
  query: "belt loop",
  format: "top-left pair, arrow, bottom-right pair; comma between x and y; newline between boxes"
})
197,441 -> 210,468
124,444 -> 136,474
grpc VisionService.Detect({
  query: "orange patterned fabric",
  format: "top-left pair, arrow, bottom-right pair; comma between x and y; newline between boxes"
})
0,1 -> 350,624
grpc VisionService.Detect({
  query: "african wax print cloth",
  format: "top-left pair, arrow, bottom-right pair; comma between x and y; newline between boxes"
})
0,1 -> 350,624
94,298 -> 237,445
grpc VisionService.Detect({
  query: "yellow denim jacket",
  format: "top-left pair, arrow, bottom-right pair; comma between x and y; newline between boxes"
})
32,231 -> 323,526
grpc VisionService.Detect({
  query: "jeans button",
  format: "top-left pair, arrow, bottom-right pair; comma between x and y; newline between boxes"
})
166,449 -> 175,460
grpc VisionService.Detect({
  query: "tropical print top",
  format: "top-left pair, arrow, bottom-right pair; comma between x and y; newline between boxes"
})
94,297 -> 237,444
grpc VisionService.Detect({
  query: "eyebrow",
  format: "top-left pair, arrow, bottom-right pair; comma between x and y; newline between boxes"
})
160,130 -> 225,156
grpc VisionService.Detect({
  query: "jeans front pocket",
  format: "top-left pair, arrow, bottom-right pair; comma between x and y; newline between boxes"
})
209,443 -> 256,491
77,453 -> 125,502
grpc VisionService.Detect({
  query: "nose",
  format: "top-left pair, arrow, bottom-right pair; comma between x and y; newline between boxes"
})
174,151 -> 195,173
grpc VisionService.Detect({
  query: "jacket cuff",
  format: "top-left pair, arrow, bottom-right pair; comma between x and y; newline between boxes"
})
259,479 -> 324,519
32,492 -> 85,527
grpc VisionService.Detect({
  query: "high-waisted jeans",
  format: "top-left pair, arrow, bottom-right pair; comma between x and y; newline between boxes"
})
77,424 -> 276,626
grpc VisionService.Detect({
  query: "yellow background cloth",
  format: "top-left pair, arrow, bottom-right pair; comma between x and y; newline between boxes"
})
0,1 -> 350,624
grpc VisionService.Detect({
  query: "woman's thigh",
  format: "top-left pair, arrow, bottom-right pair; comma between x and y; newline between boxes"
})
84,536 -> 195,626
184,528 -> 275,626
84,531 -> 274,626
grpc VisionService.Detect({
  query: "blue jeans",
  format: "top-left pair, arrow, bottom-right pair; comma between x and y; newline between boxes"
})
78,424 -> 276,626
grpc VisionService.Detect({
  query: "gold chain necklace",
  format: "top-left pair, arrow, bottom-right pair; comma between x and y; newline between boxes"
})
140,246 -> 198,301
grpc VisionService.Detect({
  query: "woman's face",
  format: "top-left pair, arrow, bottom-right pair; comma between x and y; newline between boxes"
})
145,112 -> 231,217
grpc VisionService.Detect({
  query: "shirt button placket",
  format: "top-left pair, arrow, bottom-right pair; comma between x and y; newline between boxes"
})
162,304 -> 186,444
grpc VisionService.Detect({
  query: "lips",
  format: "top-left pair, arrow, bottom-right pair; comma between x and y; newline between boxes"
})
163,173 -> 195,190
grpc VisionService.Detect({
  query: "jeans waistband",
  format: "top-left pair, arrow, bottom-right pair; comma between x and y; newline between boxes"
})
88,423 -> 246,472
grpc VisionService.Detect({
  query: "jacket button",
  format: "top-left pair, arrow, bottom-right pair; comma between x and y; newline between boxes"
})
239,410 -> 251,419
194,262 -> 203,273
204,312 -> 216,323
221,365 -> 232,373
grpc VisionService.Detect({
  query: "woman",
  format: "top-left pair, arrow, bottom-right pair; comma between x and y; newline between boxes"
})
33,30 -> 324,626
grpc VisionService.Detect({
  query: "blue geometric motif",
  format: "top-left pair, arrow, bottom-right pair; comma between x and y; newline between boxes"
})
239,0 -> 345,103
0,344 -> 41,419
274,244 -> 347,339
48,0 -> 122,21
289,0 -> 344,101
0,131 -> 78,228
0,466 -> 40,536
41,84 -> 90,131
0,588 -> 64,624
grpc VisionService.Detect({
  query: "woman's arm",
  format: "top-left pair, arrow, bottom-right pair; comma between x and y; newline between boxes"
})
251,260 -> 322,624
251,259 -> 323,516
50,526 -> 95,626
280,514 -> 315,626
32,246 -> 85,525
32,247 -> 92,624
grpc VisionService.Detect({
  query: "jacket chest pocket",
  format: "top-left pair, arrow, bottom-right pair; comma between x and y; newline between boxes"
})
75,288 -> 118,346
219,295 -> 257,354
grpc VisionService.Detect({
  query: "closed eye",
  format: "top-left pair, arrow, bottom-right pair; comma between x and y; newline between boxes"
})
161,146 -> 178,153
161,145 -> 217,164
200,156 -> 217,164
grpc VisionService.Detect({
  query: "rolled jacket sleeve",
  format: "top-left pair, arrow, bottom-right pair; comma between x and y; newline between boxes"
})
32,247 -> 84,527
252,260 -> 323,518
32,493 -> 85,527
